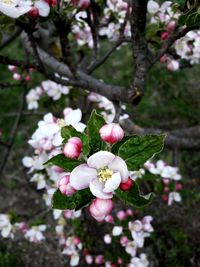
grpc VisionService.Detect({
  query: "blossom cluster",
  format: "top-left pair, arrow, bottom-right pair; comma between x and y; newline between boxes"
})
26,80 -> 70,110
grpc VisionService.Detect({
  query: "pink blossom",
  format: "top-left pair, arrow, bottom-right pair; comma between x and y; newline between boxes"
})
58,175 -> 76,196
99,123 -> 124,144
105,214 -> 114,223
116,210 -> 127,221
63,137 -> 82,159
89,198 -> 113,222
161,31 -> 169,40
119,177 -> 133,191
95,255 -> 104,265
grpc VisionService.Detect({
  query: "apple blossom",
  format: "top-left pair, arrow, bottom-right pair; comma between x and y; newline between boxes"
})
0,0 -> 32,18
63,137 -> 82,159
89,198 -> 113,221
105,214 -> 114,223
104,234 -> 112,244
161,31 -> 169,40
70,151 -> 129,199
116,210 -> 127,221
24,225 -> 46,243
95,255 -> 104,265
99,123 -> 124,144
85,254 -> 93,264
58,175 -> 76,196
168,192 -> 181,206
147,0 -> 159,14
0,214 -> 13,238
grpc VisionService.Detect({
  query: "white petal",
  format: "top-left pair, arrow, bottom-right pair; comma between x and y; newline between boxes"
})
35,0 -> 50,17
104,172 -> 121,193
73,122 -> 86,133
108,156 -> 129,182
87,151 -> 115,169
70,253 -> 80,266
65,109 -> 82,125
70,164 -> 97,190
89,178 -> 113,199
22,156 -> 34,168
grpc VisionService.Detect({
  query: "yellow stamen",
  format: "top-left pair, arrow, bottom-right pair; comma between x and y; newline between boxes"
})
98,168 -> 113,182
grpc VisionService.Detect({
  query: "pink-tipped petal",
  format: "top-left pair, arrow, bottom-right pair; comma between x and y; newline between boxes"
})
70,164 -> 97,190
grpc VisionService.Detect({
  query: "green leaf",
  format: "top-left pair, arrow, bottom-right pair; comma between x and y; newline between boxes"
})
116,182 -> 154,208
118,134 -> 165,170
52,189 -> 94,210
178,7 -> 200,26
86,110 -> 107,154
61,125 -> 90,156
44,154 -> 82,172
111,136 -> 132,154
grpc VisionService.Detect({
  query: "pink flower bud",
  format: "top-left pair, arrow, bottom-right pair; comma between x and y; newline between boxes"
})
161,31 -> 169,40
162,194 -> 168,202
118,258 -> 123,265
99,123 -> 124,144
28,7 -> 39,18
126,209 -> 133,216
119,177 -> 133,191
116,210 -> 127,221
160,55 -> 168,63
120,236 -> 129,246
25,75 -> 31,82
175,183 -> 182,191
104,234 -> 112,244
58,175 -> 76,196
167,21 -> 176,33
13,73 -> 21,81
85,255 -> 93,264
63,137 -> 82,159
89,198 -> 113,222
167,60 -> 179,71
163,178 -> 170,185
163,186 -> 169,192
95,255 -> 104,265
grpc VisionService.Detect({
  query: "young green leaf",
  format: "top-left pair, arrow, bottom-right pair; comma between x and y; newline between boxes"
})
44,154 -> 82,172
116,182 -> 154,208
118,134 -> 165,171
52,189 -> 94,210
61,125 -> 90,156
86,110 -> 107,154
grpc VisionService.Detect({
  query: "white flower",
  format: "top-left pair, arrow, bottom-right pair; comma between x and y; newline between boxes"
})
147,0 -> 159,14
130,168 -> 145,181
30,173 -> 46,190
112,226 -> 123,236
0,0 -> 32,18
24,224 -> 46,243
63,108 -> 86,132
125,240 -> 137,257
70,151 -> 129,199
0,214 -> 13,238
162,166 -> 181,180
168,192 -> 182,206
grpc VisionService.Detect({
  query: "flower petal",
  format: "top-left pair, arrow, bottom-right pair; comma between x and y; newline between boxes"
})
65,109 -> 82,125
35,0 -> 50,17
89,178 -> 113,199
70,164 -> 97,190
87,151 -> 115,169
108,156 -> 129,182
103,172 -> 121,193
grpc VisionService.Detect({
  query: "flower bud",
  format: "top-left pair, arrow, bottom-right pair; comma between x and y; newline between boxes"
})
104,234 -> 112,244
175,183 -> 182,191
85,255 -> 93,265
28,7 -> 39,19
116,210 -> 126,221
63,137 -> 82,159
13,73 -> 21,81
167,21 -> 176,33
95,255 -> 104,265
162,194 -> 168,202
89,198 -> 113,222
161,31 -> 169,40
112,226 -> 123,236
119,177 -> 133,191
104,214 -> 114,223
99,123 -> 124,144
58,175 -> 76,196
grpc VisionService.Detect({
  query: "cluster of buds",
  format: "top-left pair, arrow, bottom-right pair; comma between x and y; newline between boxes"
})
8,65 -> 33,82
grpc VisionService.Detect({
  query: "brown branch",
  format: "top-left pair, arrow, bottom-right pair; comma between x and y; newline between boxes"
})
0,83 -> 27,177
121,118 -> 200,150
149,26 -> 198,68
128,0 -> 149,105
0,28 -> 22,50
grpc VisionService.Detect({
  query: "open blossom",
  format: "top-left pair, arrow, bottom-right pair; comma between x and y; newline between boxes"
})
89,198 -> 113,222
168,192 -> 182,206
147,0 -> 159,14
24,225 -> 47,243
99,123 -> 124,144
63,137 -> 82,159
70,151 -> 129,199
63,108 -> 86,132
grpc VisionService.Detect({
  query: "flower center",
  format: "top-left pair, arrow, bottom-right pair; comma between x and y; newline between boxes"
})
2,0 -> 14,4
98,168 -> 113,182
